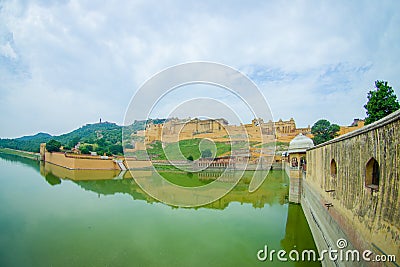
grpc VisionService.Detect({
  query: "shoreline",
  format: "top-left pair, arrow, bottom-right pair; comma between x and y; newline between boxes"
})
0,148 -> 40,161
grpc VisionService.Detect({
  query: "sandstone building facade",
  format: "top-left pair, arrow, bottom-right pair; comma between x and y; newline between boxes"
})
143,117 -> 312,144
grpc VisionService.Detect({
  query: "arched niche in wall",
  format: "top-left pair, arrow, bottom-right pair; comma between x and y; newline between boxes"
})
291,157 -> 298,168
365,157 -> 380,191
300,156 -> 306,171
330,159 -> 337,178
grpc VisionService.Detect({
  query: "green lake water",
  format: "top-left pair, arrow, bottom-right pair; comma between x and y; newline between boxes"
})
0,153 -> 320,267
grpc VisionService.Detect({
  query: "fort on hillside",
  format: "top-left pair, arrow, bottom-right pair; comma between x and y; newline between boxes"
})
16,111 -> 400,266
131,117 -> 364,153
140,117 -> 313,144
35,116 -> 366,172
122,117 -> 367,168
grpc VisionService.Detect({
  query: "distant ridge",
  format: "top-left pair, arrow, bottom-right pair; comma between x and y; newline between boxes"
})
16,132 -> 52,141
0,121 -> 126,153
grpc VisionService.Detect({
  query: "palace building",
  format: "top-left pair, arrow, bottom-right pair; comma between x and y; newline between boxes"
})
143,117 -> 311,144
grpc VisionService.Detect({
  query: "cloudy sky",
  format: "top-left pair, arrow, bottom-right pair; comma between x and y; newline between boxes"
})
1,0 -> 399,138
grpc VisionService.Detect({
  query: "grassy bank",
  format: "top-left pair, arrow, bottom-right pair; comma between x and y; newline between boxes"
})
0,148 -> 40,160
127,139 -> 259,161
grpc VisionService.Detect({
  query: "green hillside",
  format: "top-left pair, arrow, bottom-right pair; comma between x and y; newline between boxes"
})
0,118 -> 254,158
0,119 -> 166,155
146,139 -> 232,160
1,122 -> 132,154
0,132 -> 53,152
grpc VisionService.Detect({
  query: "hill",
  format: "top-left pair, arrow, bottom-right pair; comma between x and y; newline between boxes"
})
0,121 -> 147,153
0,132 -> 53,152
16,132 -> 52,141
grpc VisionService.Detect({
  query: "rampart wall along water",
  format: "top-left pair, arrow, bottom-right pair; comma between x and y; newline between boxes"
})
303,110 -> 400,267
44,152 -> 120,170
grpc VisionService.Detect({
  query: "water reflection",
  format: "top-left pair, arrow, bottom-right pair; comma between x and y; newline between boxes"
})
38,161 -> 289,209
0,153 -> 40,171
281,204 -> 321,264
0,153 -> 320,266
0,153 -> 290,210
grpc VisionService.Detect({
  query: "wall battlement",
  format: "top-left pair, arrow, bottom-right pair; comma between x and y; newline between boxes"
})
143,117 -> 311,143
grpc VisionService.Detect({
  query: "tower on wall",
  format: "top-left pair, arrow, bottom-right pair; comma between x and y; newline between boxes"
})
287,133 -> 314,203
40,143 -> 47,161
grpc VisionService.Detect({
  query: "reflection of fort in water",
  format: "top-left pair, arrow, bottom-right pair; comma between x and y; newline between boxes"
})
0,152 -> 320,267
37,160 -> 289,210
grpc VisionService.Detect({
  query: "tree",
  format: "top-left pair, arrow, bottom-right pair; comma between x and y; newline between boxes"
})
80,147 -> 90,154
187,155 -> 194,161
68,136 -> 80,148
201,149 -> 212,158
46,139 -> 61,152
110,144 -> 123,155
311,119 -> 340,145
364,80 -> 400,125
44,173 -> 61,186
96,138 -> 106,147
96,148 -> 106,156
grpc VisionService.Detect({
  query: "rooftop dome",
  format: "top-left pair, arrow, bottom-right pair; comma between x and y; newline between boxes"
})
288,133 -> 314,153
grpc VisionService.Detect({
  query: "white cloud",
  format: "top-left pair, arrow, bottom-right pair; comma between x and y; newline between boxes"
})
0,0 -> 399,137
0,42 -> 17,59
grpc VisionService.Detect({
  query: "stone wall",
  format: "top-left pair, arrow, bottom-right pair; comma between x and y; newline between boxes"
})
44,152 -> 120,170
305,110 -> 400,266
144,117 -> 310,143
286,164 -> 303,204
338,119 -> 365,136
125,159 -> 152,169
